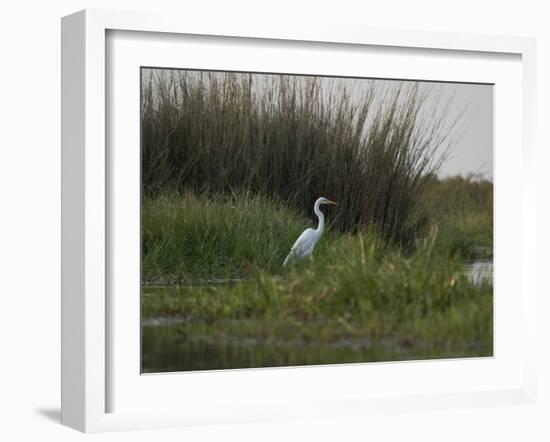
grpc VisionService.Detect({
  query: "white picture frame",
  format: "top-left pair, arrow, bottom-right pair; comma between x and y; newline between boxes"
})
61,9 -> 537,433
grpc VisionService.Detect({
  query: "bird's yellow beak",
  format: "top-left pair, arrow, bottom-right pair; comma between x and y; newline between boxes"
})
326,200 -> 337,205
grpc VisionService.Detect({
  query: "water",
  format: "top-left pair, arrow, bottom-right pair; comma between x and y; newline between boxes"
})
141,321 -> 487,373
466,261 -> 493,285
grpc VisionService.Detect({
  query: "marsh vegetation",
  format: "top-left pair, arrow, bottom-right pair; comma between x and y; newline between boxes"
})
140,69 -> 493,372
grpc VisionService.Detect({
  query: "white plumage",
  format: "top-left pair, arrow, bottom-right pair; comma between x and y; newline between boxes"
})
283,197 -> 337,266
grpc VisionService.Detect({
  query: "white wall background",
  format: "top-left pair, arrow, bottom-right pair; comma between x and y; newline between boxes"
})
0,1 -> 547,441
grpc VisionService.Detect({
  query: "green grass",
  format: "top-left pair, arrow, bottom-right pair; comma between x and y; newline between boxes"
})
143,177 -> 493,282
143,233 -> 491,330
142,236 -> 492,368
142,191 -> 314,281
141,190 -> 492,370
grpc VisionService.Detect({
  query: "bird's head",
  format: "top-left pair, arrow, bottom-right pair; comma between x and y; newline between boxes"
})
316,197 -> 337,206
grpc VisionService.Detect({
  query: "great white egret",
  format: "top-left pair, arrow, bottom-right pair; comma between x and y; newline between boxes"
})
283,197 -> 337,266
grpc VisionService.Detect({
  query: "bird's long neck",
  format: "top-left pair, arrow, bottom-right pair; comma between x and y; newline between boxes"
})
314,201 -> 325,234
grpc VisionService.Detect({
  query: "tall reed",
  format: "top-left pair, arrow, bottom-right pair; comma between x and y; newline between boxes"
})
141,69 -> 461,248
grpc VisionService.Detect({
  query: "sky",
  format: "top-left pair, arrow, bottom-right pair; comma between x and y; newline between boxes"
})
434,82 -> 493,179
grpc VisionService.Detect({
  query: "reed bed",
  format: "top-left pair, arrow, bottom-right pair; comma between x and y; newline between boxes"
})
141,69 -> 462,248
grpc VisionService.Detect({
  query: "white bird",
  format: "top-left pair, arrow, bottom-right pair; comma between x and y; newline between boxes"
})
283,197 -> 337,266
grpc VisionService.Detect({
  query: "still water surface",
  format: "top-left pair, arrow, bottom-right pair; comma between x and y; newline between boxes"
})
142,323 -> 489,373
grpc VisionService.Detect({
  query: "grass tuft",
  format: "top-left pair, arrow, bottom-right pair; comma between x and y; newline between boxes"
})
142,191 -> 309,281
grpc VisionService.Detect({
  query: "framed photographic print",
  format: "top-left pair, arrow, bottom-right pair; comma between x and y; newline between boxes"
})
61,9 -> 537,432
139,67 -> 494,374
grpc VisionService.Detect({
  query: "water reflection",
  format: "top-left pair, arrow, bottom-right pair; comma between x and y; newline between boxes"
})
466,261 -> 493,285
141,321 -> 490,373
